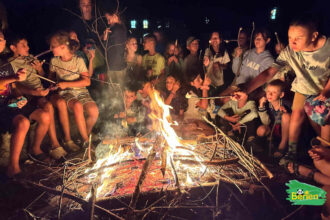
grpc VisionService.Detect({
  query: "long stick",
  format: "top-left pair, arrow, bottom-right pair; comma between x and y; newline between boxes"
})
249,22 -> 255,50
34,73 -> 56,84
22,180 -> 125,220
128,145 -> 157,218
274,32 -> 280,45
185,93 -> 231,100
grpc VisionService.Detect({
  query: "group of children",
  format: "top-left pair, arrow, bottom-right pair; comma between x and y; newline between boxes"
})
0,8 -> 329,217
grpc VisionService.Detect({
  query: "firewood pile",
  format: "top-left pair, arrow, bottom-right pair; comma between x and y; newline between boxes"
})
16,90 -> 275,219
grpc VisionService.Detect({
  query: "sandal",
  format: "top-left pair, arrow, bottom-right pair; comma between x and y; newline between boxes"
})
279,151 -> 296,170
49,146 -> 67,160
291,162 -> 317,181
273,148 -> 285,159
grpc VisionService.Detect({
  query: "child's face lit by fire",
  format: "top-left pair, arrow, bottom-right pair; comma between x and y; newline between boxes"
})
0,33 -> 6,54
125,90 -> 137,107
12,39 -> 29,57
188,40 -> 199,54
254,33 -> 269,50
166,76 -> 176,91
288,25 -> 318,52
210,32 -> 220,49
126,38 -> 138,52
266,85 -> 283,103
50,38 -> 64,57
190,74 -> 203,89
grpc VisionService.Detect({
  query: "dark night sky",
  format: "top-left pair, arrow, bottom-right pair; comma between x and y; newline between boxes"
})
1,0 -> 330,53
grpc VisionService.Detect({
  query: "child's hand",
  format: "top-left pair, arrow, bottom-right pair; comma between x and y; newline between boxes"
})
235,47 -> 243,57
259,97 -> 267,108
15,68 -> 27,81
103,28 -> 111,41
16,96 -> 28,109
147,69 -> 153,78
230,122 -> 241,134
232,91 -> 247,101
35,88 -> 49,97
87,50 -> 95,60
225,114 -> 240,123
119,112 -> 126,118
203,56 -> 210,67
172,81 -> 180,93
57,82 -> 68,90
31,59 -> 45,73
279,106 -> 287,113
313,93 -> 328,102
200,76 -> 211,90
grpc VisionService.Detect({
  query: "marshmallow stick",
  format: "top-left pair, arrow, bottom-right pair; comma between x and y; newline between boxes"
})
34,49 -> 52,59
237,27 -> 243,47
274,32 -> 280,45
249,22 -> 255,50
185,93 -> 231,100
35,74 -> 56,84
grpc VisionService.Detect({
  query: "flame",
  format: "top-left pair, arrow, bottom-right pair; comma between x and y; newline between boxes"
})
85,89 -> 206,199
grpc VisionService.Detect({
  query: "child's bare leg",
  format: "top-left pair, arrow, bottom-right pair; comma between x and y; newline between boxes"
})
7,115 -> 30,176
29,109 -> 50,155
38,98 -> 61,148
51,95 -> 71,142
256,125 -> 270,137
68,100 -> 88,142
83,102 -> 99,135
289,109 -> 305,144
288,163 -> 330,185
320,125 -> 330,146
322,185 -> 330,220
278,112 -> 290,151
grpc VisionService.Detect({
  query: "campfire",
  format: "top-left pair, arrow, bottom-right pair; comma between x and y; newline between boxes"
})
20,89 -> 273,219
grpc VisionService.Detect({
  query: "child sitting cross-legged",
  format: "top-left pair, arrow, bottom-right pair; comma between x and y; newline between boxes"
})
257,79 -> 291,158
216,91 -> 261,152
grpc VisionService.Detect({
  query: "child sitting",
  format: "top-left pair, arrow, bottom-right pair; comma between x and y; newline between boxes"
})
8,34 -> 67,159
216,91 -> 261,151
257,79 -> 291,158
180,65 -> 214,137
114,83 -> 147,136
49,31 -> 99,149
161,74 -> 188,122
0,31 -> 50,177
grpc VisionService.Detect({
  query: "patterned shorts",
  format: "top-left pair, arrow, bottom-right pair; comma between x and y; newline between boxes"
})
304,95 -> 330,126
59,88 -> 95,109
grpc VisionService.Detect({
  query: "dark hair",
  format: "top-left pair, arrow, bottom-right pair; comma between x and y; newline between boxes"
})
209,31 -> 226,57
165,42 -> 183,59
254,28 -> 271,41
7,33 -> 27,47
267,79 -> 286,92
50,30 -> 79,53
186,63 -> 203,83
290,13 -> 322,35
125,81 -> 141,93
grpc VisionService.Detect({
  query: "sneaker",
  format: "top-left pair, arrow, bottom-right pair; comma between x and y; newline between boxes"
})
49,146 -> 67,160
63,140 -> 80,152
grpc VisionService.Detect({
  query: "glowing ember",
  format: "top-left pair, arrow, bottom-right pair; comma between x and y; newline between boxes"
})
83,89 -> 266,200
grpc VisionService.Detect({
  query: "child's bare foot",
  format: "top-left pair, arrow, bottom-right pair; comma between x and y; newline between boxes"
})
287,162 -> 316,180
